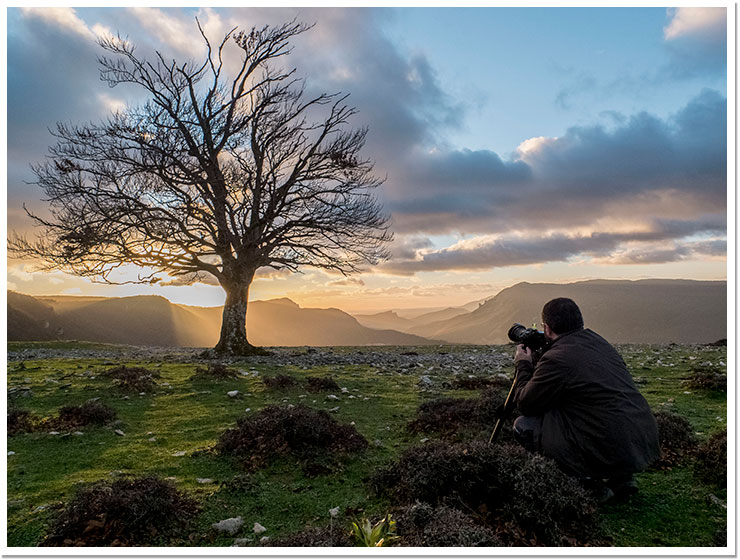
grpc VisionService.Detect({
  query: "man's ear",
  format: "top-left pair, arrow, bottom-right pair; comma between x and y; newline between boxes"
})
543,323 -> 555,339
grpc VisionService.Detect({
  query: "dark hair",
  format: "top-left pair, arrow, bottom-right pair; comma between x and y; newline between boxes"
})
542,298 -> 584,335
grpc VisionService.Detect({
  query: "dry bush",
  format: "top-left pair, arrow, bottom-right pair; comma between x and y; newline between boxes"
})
50,401 -> 118,430
395,503 -> 502,547
42,475 -> 199,546
653,409 -> 698,468
265,526 -> 353,547
191,363 -> 240,381
305,376 -> 341,393
8,408 -> 37,436
450,375 -> 511,391
694,430 -> 726,487
370,441 -> 601,546
262,374 -> 298,390
686,366 -> 726,392
216,405 -> 368,475
101,365 -> 161,392
407,388 -> 509,440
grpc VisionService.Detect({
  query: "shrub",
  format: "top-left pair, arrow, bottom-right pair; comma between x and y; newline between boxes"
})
8,408 -> 37,436
216,405 -> 368,475
694,430 -> 726,487
53,401 -> 117,429
263,374 -> 298,390
686,366 -> 726,392
265,526 -> 353,547
406,388 -> 508,440
653,409 -> 698,468
305,376 -> 341,393
395,503 -> 502,547
191,363 -> 240,380
43,475 -> 199,546
101,365 -> 161,392
450,375 -> 511,391
370,441 -> 600,546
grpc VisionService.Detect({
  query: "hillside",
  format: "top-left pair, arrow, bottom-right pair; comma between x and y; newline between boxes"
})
407,280 -> 727,344
7,292 -> 435,347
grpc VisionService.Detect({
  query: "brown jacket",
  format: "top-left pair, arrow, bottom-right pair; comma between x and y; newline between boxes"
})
514,328 -> 659,478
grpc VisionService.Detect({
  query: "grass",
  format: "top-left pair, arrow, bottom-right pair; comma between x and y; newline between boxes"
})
6,342 -> 727,548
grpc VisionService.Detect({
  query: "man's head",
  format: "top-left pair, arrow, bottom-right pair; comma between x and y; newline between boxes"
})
542,298 -> 584,339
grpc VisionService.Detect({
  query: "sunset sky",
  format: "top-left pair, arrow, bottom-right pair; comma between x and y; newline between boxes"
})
6,6 -> 730,313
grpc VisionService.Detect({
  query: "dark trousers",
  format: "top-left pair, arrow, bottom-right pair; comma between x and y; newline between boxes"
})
513,415 -> 543,453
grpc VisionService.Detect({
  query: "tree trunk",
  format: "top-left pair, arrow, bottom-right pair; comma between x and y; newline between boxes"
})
213,279 -> 266,356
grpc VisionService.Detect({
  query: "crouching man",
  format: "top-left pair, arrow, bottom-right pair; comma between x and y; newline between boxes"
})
512,297 -> 659,502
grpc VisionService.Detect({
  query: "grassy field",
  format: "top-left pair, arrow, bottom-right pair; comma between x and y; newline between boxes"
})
6,341 -> 727,548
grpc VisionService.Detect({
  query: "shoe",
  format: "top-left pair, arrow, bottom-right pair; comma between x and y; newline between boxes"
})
581,477 -> 615,504
608,475 -> 639,499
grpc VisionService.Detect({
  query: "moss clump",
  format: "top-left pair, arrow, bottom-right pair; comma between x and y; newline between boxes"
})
694,430 -> 726,487
8,408 -> 38,436
265,526 -> 353,547
101,365 -> 161,392
305,376 -> 341,393
191,363 -> 240,381
653,409 -> 698,468
262,374 -> 298,390
43,475 -> 199,546
685,366 -> 726,392
395,503 -> 502,547
371,441 -> 601,546
216,404 -> 368,475
52,401 -> 117,430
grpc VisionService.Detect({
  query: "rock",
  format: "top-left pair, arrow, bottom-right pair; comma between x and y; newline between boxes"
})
148,437 -> 157,442
8,451 -> 15,456
253,522 -> 267,534
418,375 -> 433,388
227,390 -> 240,398
233,538 -> 251,546
73,431 -> 84,436
340,387 -> 349,393
173,451 -> 186,457
197,478 -> 214,484
329,407 -> 340,413
327,394 -> 339,401
260,536 -> 270,543
114,429 -> 126,437
49,431 -> 60,436
212,516 -> 244,535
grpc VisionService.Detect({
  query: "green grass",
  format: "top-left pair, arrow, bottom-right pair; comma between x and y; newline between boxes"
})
6,343 -> 727,548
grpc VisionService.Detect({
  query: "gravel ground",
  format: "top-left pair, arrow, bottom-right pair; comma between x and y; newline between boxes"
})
8,344 -> 517,378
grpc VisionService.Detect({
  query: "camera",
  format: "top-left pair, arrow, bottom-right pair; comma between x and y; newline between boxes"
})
508,323 -> 548,352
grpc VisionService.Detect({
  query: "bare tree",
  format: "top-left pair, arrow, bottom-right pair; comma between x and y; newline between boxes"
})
9,20 -> 392,355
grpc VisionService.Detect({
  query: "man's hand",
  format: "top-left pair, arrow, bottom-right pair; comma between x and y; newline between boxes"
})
514,344 -> 532,364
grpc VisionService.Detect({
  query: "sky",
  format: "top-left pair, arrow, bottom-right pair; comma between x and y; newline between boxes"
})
5,6 -> 730,313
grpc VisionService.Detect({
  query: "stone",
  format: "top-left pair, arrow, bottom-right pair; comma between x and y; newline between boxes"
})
114,429 -> 126,436
8,451 -> 15,456
260,536 -> 270,543
173,451 -> 186,457
197,478 -> 214,484
329,407 -> 340,413
327,394 -> 340,401
49,431 -> 60,435
253,522 -> 267,534
148,437 -> 157,442
73,431 -> 84,436
227,390 -> 240,398
212,516 -> 244,535
233,538 -> 250,546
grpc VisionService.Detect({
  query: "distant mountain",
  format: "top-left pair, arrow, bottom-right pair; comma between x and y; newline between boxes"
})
354,310 -> 414,331
8,292 -> 436,347
408,280 -> 727,344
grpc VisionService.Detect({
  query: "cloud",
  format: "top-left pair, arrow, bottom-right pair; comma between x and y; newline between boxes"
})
380,217 -> 726,274
664,8 -> 726,42
20,7 -> 95,39
662,8 -> 727,79
384,89 -> 726,240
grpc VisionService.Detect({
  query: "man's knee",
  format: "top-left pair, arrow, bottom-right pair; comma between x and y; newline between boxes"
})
513,415 -> 541,452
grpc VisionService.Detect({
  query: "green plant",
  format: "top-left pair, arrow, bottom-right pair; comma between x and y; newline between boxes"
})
351,514 -> 399,547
